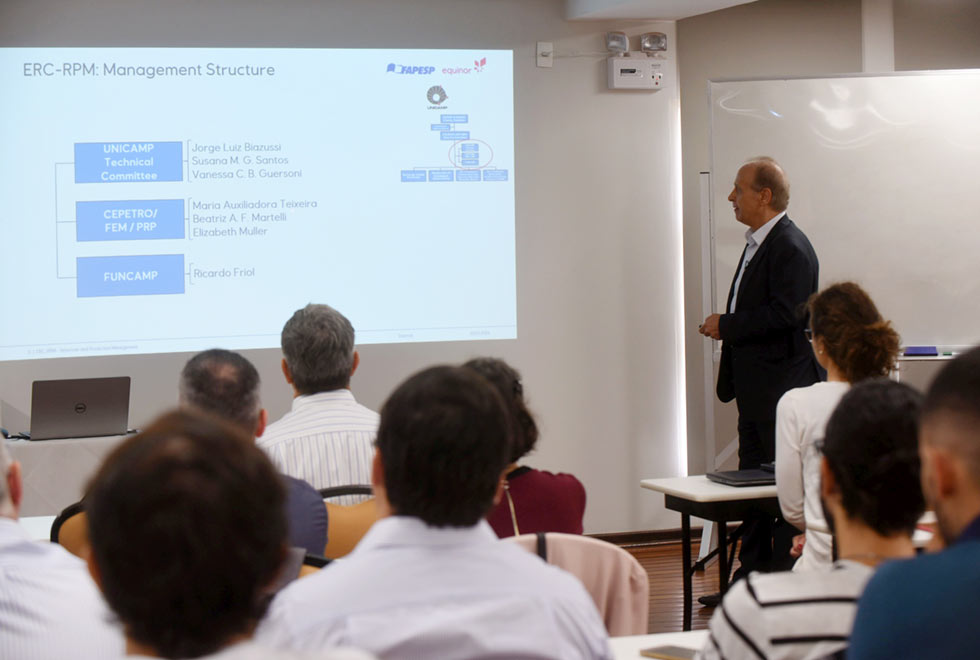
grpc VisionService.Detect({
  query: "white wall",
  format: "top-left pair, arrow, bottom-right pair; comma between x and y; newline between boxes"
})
677,0 -> 980,474
0,0 -> 686,532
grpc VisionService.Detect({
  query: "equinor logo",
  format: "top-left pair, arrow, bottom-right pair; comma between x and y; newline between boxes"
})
442,57 -> 487,75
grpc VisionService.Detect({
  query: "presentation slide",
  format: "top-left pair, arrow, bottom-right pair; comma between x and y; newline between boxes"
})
0,48 -> 516,361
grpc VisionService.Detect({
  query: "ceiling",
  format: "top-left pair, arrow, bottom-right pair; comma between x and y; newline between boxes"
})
565,0 -> 760,21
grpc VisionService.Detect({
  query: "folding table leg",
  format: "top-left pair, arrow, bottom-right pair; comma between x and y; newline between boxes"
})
682,513 -> 692,631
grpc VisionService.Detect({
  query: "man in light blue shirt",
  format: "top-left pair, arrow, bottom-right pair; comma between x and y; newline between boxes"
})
258,365 -> 612,659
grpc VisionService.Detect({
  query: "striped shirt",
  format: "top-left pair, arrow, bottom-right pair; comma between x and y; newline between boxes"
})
0,517 -> 125,659
258,390 -> 378,505
695,560 -> 873,660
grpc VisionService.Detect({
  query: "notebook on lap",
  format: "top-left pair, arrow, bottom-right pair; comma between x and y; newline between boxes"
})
30,377 -> 130,440
706,469 -> 776,487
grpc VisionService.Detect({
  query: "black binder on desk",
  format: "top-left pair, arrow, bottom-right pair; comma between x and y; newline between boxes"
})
706,469 -> 775,487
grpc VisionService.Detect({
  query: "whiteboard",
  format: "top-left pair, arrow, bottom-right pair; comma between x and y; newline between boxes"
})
709,71 -> 980,348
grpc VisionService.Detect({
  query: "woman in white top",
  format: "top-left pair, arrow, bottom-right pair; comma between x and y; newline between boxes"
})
775,281 -> 900,571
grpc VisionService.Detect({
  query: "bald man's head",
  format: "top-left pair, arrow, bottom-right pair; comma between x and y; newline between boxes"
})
745,157 -> 790,213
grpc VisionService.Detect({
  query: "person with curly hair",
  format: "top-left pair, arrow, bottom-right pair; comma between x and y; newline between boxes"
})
775,282 -> 901,570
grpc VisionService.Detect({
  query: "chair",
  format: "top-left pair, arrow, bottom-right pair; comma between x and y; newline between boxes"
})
506,532 -> 649,636
50,499 -> 89,559
317,484 -> 373,500
323,498 -> 379,559
318,484 -> 377,558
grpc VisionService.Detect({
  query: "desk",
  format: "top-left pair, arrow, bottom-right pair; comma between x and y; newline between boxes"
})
5,435 -> 126,516
20,515 -> 57,542
610,630 -> 708,659
807,512 -> 936,548
641,476 -> 779,631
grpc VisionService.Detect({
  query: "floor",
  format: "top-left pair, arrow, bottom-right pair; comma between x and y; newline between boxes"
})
622,538 -> 741,634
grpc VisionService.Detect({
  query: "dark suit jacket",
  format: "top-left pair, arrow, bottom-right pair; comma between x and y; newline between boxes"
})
716,215 -> 821,421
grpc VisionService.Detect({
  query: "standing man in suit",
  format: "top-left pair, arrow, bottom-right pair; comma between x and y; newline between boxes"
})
699,157 -> 821,588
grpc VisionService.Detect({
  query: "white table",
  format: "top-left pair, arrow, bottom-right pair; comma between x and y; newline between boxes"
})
610,630 -> 708,659
641,476 -> 779,631
20,515 -> 57,542
5,435 -> 126,516
807,511 -> 936,547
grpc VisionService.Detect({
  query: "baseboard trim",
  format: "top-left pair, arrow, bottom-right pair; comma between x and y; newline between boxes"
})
590,523 -> 741,547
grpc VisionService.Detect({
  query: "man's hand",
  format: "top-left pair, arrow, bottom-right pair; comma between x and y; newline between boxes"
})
699,314 -> 722,340
790,533 -> 806,558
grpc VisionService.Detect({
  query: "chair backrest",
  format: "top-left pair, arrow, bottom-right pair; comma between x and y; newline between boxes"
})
318,484 -> 373,499
50,499 -> 90,559
506,532 -> 650,636
323,498 -> 379,559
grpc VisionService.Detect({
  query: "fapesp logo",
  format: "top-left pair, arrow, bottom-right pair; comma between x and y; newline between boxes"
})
386,63 -> 436,75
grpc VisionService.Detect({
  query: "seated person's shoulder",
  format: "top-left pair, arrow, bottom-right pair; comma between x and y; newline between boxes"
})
533,466 -> 583,484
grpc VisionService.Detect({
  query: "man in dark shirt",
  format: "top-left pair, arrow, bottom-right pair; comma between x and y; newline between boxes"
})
179,349 -> 327,555
849,346 -> 980,660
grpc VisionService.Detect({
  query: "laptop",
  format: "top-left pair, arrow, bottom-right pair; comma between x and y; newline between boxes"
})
30,377 -> 130,440
706,469 -> 776,487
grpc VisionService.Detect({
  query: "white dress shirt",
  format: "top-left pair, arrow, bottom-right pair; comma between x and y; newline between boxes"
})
257,517 -> 612,659
258,390 -> 379,504
696,560 -> 873,660
775,381 -> 850,571
729,210 -> 786,313
128,639 -> 373,660
0,517 -> 125,660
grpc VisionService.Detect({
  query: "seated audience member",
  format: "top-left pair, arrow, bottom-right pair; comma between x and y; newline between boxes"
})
85,410 -> 370,660
464,357 -> 586,538
775,282 -> 900,570
0,444 -> 124,659
180,348 -> 327,556
697,379 -> 924,660
258,366 -> 611,659
259,304 -> 378,503
849,347 -> 980,660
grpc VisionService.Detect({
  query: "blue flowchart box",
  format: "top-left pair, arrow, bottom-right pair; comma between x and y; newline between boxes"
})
74,142 -> 183,184
430,124 -> 450,131
461,144 -> 479,152
77,200 -> 185,242
77,254 -> 185,298
428,170 -> 454,182
441,114 -> 469,124
456,170 -> 481,182
461,159 -> 480,166
440,131 -> 470,141
483,169 -> 509,181
401,170 -> 427,182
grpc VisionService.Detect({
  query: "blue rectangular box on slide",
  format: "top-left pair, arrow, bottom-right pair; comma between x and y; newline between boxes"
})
76,200 -> 185,241
74,142 -> 183,183
76,254 -> 185,297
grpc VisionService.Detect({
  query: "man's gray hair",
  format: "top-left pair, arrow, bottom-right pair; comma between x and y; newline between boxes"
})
281,304 -> 356,395
0,443 -> 14,515
178,349 -> 262,432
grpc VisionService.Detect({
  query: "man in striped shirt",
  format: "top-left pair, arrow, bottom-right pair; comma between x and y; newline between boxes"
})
0,443 -> 124,659
259,304 -> 379,504
696,380 -> 925,660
